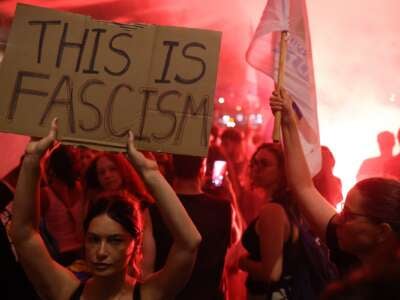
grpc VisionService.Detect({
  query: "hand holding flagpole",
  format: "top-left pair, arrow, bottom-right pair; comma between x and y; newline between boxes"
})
272,30 -> 289,143
246,0 -> 321,175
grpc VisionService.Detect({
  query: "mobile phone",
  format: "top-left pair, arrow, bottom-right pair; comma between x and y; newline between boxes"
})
212,160 -> 227,187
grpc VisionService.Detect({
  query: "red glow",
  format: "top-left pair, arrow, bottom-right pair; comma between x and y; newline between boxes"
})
0,0 -> 399,193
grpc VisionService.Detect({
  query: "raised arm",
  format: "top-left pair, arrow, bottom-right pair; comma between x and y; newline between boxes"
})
270,89 -> 336,240
10,119 -> 79,300
126,131 -> 201,299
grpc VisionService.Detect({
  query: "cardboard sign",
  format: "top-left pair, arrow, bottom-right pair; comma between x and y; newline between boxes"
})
0,4 -> 221,156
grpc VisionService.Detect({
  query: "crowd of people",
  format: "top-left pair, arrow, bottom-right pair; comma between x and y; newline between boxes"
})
0,88 -> 399,300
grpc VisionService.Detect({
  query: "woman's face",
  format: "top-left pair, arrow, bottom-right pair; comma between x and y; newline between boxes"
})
96,157 -> 123,191
85,214 -> 135,277
250,148 -> 282,189
335,188 -> 383,256
80,149 -> 96,173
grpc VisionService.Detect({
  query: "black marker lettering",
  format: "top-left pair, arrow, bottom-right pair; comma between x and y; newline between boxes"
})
175,42 -> 206,84
151,90 -> 179,142
136,87 -> 157,142
104,33 -> 132,76
40,75 -> 76,133
78,79 -> 104,131
7,71 -> 49,120
174,94 -> 209,146
28,20 -> 62,64
154,41 -> 179,83
105,84 -> 133,137
56,23 -> 89,72
83,28 -> 107,74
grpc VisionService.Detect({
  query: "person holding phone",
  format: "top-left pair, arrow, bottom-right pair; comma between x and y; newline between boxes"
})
10,118 -> 201,300
212,160 -> 227,187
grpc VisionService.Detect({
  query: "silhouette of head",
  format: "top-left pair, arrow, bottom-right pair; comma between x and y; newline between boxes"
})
377,131 -> 394,156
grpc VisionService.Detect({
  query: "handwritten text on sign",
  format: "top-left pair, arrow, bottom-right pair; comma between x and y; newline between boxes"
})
0,4 -> 221,156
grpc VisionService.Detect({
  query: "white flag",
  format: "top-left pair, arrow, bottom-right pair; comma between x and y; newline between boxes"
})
247,0 -> 321,175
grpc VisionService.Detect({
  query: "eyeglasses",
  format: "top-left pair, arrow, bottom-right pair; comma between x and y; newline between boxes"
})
339,207 -> 380,223
338,208 -> 400,234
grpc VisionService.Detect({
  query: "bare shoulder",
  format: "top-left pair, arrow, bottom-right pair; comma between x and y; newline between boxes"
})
257,203 -> 290,234
259,203 -> 287,219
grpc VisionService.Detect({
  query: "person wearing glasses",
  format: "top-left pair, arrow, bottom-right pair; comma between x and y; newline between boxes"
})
270,88 -> 400,276
10,119 -> 201,300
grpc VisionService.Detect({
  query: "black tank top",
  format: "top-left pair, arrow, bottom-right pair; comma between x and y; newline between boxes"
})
241,215 -> 298,295
70,282 -> 141,300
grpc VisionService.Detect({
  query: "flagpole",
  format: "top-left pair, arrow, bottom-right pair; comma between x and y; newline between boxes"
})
272,30 -> 289,143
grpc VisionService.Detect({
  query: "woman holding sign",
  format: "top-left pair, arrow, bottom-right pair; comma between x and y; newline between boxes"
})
10,119 -> 201,300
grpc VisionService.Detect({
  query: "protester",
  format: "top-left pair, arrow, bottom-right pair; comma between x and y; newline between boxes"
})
205,125 -> 224,179
84,151 -> 157,278
0,163 -> 40,299
40,144 -> 85,266
150,154 -> 232,299
321,251 -> 400,300
357,131 -> 395,181
84,152 -> 153,209
201,146 -> 247,300
270,88 -> 400,276
384,128 -> 400,180
238,143 -> 333,299
152,152 -> 174,184
10,119 -> 201,300
220,128 -> 253,224
76,146 -> 97,181
313,145 -> 343,207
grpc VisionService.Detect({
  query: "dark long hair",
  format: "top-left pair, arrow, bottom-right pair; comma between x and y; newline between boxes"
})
85,152 -> 153,205
45,144 -> 79,188
84,192 -> 143,278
